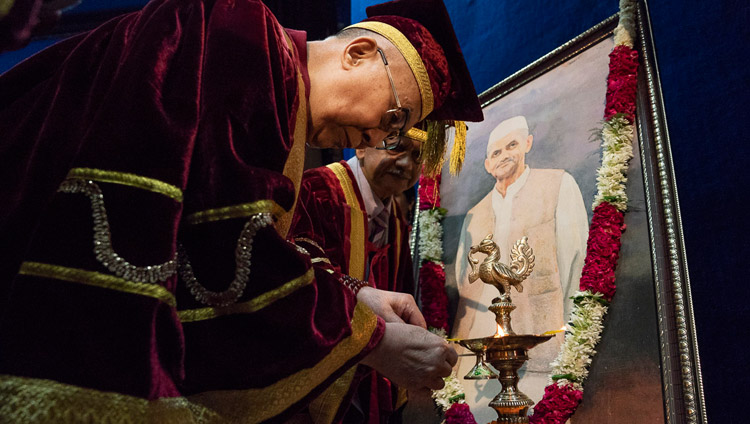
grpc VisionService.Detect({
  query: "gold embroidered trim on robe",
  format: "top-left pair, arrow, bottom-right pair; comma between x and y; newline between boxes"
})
276,31 -> 308,239
18,262 -> 176,307
308,366 -> 357,424
326,162 -> 366,280
311,257 -> 332,265
0,0 -> 15,19
67,167 -> 183,202
178,267 -> 314,323
294,237 -> 325,254
186,303 -> 378,424
184,200 -> 286,225
392,202 -> 402,275
0,374 -> 222,424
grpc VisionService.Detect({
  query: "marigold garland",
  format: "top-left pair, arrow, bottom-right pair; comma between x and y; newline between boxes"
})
417,1 -> 640,422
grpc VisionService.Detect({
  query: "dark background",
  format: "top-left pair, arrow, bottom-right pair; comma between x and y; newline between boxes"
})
3,0 -> 748,421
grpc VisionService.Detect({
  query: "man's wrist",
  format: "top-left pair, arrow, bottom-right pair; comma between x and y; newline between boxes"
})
340,274 -> 371,296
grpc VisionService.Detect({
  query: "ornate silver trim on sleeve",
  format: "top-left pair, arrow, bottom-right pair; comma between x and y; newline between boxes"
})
178,213 -> 273,307
58,178 -> 178,283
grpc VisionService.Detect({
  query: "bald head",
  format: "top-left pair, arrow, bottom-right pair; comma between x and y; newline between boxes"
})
305,30 -> 422,151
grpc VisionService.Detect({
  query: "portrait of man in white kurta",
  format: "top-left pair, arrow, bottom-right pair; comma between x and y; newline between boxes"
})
451,115 -> 589,416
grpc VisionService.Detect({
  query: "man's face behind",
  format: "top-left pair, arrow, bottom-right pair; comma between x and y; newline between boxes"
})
357,137 -> 422,200
484,129 -> 533,184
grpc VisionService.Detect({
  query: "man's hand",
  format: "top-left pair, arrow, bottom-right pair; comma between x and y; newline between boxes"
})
360,322 -> 457,391
356,286 -> 426,328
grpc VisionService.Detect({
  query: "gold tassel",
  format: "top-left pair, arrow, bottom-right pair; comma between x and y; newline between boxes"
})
449,120 -> 467,176
421,120 -> 447,178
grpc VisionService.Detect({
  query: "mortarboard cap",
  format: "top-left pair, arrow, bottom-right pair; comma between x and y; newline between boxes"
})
346,0 -> 483,123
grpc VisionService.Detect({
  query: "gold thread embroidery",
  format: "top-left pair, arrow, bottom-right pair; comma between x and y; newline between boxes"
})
67,168 -> 183,202
311,257 -> 332,265
308,366 -> 358,424
0,0 -> 15,19
392,205 -> 402,273
0,374 -> 221,424
58,178 -> 178,283
178,268 -> 314,323
185,200 -> 286,225
405,127 -> 428,142
295,237 -> 325,253
276,31 -> 309,238
186,303 -> 378,424
19,262 -> 176,307
326,163 -> 366,280
346,22 -> 434,120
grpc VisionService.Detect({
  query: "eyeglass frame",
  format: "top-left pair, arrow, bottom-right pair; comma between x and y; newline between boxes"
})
375,48 -> 411,151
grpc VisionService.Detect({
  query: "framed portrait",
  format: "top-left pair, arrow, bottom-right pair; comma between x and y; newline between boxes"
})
410,3 -> 705,423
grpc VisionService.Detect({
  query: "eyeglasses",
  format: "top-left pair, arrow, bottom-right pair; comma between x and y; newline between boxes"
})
383,138 -> 423,164
375,48 -> 411,151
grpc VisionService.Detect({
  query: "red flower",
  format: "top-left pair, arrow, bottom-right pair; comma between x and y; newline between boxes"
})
579,202 -> 625,300
604,45 -> 639,123
445,403 -> 478,424
419,261 -> 450,331
419,173 -> 441,210
529,383 -> 584,424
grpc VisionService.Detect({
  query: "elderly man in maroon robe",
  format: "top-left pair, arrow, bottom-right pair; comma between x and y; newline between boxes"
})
292,127 -> 429,423
0,0 -> 483,422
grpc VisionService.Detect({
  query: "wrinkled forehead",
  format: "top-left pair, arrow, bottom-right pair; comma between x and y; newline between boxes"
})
486,128 -> 529,156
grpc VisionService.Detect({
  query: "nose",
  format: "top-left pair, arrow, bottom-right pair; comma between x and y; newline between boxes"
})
361,128 -> 389,148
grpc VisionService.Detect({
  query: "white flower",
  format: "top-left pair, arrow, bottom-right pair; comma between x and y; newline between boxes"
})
550,291 -> 608,385
432,372 -> 466,412
419,209 -> 445,262
592,117 -> 635,211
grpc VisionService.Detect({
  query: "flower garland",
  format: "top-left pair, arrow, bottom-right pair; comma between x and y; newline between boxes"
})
417,1 -> 639,422
417,173 -> 477,424
529,0 -> 638,420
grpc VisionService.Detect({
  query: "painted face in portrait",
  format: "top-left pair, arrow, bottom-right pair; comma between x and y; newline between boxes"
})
356,136 -> 422,200
484,128 -> 533,185
308,36 -> 421,150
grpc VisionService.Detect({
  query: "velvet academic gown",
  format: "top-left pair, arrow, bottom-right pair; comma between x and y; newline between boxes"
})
0,1 -> 384,422
291,161 -> 414,424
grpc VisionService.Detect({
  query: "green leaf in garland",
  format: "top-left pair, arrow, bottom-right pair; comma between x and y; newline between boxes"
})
551,373 -> 578,382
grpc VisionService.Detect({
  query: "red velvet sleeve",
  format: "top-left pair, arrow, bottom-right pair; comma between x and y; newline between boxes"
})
0,1 -> 384,422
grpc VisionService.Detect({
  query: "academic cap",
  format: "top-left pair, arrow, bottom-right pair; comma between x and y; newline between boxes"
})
347,0 -> 483,123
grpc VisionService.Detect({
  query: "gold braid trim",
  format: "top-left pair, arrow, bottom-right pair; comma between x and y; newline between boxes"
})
308,366 -> 357,424
184,200 -> 287,225
67,168 -> 183,202
311,257 -> 332,265
346,22 -> 434,120
178,268 -> 314,323
0,374 -> 222,424
326,163 -> 366,280
187,303 -> 378,424
405,127 -> 428,142
295,237 -> 326,254
0,0 -> 14,19
19,262 -> 176,307
276,30 -> 309,239
392,204 -> 402,273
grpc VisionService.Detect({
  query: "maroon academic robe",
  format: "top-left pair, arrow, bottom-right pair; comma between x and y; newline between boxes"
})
291,161 -> 414,424
0,1 -> 384,422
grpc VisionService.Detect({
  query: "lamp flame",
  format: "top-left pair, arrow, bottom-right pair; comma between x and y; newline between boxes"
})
494,324 -> 506,338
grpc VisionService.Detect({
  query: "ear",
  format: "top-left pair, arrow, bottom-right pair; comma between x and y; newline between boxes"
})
342,37 -> 379,69
484,157 -> 492,174
355,149 -> 367,160
525,134 -> 534,152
